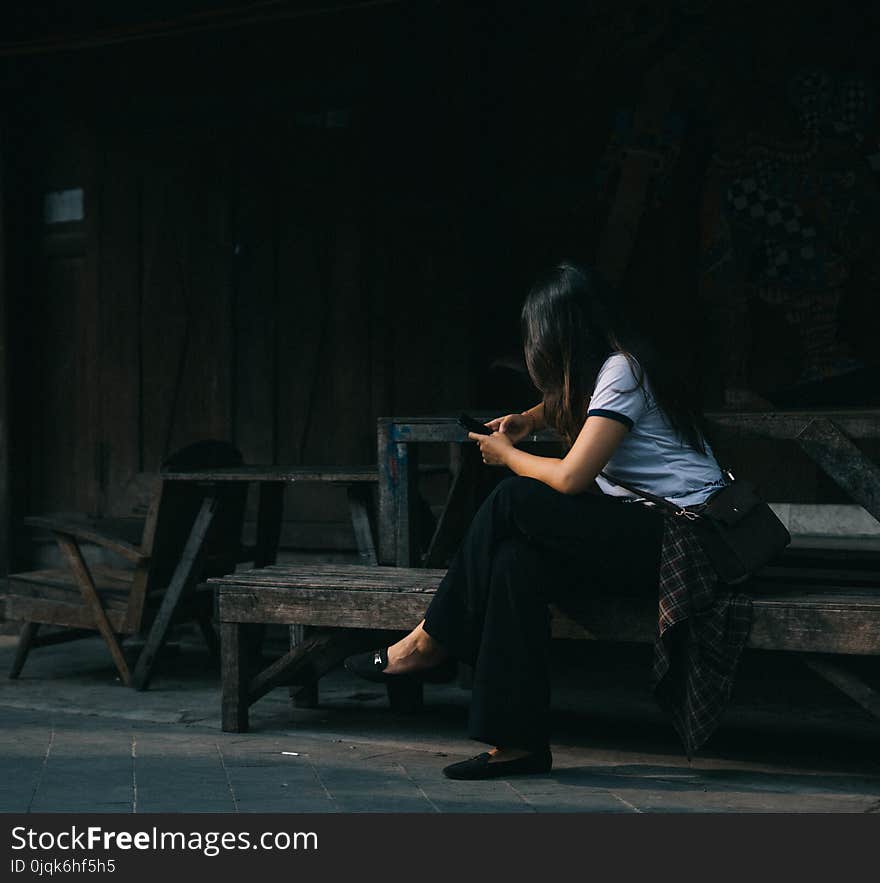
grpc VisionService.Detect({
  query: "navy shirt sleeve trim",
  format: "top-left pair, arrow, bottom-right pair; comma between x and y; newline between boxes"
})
587,408 -> 634,430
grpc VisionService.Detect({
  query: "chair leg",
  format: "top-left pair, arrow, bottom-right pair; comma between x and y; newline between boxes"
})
9,622 -> 40,679
133,496 -> 217,690
55,534 -> 132,686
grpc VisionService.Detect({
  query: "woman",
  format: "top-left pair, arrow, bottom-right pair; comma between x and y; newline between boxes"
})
346,262 -> 727,779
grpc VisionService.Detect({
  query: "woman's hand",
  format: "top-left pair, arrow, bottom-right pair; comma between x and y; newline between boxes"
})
468,431 -> 515,466
484,413 -> 534,444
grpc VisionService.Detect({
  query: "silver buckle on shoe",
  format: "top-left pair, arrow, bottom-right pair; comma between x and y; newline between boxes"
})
373,651 -> 383,666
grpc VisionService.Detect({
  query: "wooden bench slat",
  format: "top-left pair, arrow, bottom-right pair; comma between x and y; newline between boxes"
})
781,545 -> 880,563
750,592 -> 880,608
215,562 -> 880,657
219,587 -> 431,631
216,574 -> 880,606
9,566 -> 135,592
220,568 -> 420,584
216,576 -> 880,599
755,567 -> 880,587
748,606 -> 880,655
218,587 -> 880,656
161,466 -> 379,483
4,594 -> 131,632
8,569 -> 135,611
216,562 -> 880,592
210,564 -> 445,593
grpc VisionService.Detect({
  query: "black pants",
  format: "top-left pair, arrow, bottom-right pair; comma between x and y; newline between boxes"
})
423,475 -> 664,751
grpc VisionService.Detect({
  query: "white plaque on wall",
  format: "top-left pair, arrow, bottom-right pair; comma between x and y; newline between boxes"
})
43,188 -> 85,224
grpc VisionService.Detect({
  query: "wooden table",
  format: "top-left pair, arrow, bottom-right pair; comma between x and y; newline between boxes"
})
377,410 -> 880,567
376,416 -> 558,567
159,465 -> 380,568
134,466 -> 378,701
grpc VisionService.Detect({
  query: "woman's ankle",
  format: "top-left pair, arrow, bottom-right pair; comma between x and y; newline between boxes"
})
385,632 -> 447,674
487,746 -> 533,762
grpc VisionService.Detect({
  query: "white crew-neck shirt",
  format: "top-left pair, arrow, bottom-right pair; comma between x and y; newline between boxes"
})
588,353 -> 726,507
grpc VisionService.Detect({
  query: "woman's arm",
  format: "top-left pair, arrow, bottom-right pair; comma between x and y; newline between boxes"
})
469,414 -> 627,495
485,402 -> 546,441
521,401 -> 546,431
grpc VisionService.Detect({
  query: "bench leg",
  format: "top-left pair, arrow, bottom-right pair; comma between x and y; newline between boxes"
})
289,625 -> 319,709
9,622 -> 40,679
802,654 -> 880,720
386,677 -> 424,713
290,683 -> 319,709
221,622 -> 250,732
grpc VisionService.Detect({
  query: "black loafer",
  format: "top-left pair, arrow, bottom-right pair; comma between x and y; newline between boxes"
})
344,648 -> 393,682
443,748 -> 552,780
344,649 -> 458,685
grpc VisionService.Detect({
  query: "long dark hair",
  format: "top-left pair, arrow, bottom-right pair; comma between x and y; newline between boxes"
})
521,262 -> 707,452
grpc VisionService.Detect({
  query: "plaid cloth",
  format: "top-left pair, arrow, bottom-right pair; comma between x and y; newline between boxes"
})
652,514 -> 753,757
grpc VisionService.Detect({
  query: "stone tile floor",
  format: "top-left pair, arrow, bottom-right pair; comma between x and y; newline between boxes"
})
1,632 -> 879,813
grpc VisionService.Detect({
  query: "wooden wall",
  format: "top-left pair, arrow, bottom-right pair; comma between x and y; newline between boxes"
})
3,0 -> 878,565
8,126 -> 474,547
2,4 -> 482,555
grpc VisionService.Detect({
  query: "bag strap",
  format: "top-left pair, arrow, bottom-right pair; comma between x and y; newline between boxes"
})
599,470 -> 697,518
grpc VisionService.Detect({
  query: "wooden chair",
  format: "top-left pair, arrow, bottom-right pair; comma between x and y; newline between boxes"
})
5,440 -> 247,689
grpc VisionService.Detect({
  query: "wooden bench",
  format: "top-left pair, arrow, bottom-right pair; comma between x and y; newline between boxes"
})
214,555 -> 880,733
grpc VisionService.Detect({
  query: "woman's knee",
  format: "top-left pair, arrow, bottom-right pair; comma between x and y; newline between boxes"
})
486,476 -> 564,534
488,475 -> 546,510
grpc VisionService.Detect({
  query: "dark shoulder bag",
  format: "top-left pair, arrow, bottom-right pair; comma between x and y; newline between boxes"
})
600,470 -> 791,585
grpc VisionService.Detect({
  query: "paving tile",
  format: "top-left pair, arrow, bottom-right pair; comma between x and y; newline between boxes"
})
40,802 -> 133,814
238,802 -> 337,814
3,635 -> 880,814
0,758 -> 49,812
135,804 -> 236,814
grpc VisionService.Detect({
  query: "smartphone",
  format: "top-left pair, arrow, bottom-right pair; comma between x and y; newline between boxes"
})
458,413 -> 493,435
